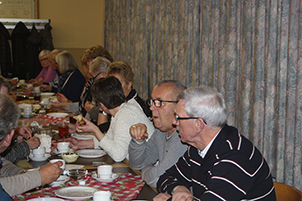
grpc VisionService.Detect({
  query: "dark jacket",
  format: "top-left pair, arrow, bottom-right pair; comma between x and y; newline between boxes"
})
0,23 -> 11,77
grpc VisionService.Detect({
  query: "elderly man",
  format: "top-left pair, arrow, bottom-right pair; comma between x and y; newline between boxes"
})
154,86 -> 276,201
129,80 -> 187,188
0,94 -> 63,197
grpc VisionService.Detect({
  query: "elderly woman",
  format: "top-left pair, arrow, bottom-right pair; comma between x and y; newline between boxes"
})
65,76 -> 155,162
29,50 -> 57,85
52,57 -> 111,119
41,51 -> 86,102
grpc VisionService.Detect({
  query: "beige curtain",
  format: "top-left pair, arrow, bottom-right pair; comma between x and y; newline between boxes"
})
105,0 -> 302,191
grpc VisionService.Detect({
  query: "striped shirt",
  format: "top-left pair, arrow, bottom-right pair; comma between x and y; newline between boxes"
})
157,124 -> 276,201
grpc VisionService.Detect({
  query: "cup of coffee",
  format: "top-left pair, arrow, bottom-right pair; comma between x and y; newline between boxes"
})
23,105 -> 32,116
50,159 -> 66,170
57,142 -> 70,153
32,146 -> 46,158
93,190 -> 111,201
97,165 -> 113,179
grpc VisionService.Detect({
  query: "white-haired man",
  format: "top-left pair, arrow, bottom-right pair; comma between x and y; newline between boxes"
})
154,86 -> 276,201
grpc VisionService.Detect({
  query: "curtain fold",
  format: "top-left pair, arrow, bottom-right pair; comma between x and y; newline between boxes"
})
105,0 -> 302,191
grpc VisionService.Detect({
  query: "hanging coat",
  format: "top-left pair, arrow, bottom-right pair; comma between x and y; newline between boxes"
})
0,22 -> 12,77
40,23 -> 54,51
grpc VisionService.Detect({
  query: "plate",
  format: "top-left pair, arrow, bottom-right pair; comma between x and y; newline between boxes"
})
50,175 -> 70,187
53,149 -> 74,155
41,92 -> 55,97
55,186 -> 98,200
29,153 -> 51,162
47,112 -> 69,118
73,134 -> 94,140
27,198 -> 65,201
21,112 -> 36,118
76,149 -> 106,158
92,173 -> 118,182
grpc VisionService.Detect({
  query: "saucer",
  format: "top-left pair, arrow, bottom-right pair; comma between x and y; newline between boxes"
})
53,149 -> 74,155
29,153 -> 51,162
92,173 -> 118,182
21,112 -> 36,118
50,175 -> 70,187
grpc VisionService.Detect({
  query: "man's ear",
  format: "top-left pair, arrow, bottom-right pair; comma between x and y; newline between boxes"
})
0,130 -> 15,153
195,118 -> 206,133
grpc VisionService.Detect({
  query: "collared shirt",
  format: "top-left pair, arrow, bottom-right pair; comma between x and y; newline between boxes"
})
198,129 -> 221,158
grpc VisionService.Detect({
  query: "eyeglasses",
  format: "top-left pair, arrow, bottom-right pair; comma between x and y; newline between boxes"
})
174,114 -> 207,124
147,98 -> 178,108
40,58 -> 48,62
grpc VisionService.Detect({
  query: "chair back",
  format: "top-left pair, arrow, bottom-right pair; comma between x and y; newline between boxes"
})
274,182 -> 302,201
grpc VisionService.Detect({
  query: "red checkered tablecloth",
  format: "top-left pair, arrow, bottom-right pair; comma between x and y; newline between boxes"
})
20,114 -> 69,126
13,172 -> 145,201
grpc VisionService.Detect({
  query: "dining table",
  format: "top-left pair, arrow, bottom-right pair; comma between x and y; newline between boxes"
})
12,99 -> 158,201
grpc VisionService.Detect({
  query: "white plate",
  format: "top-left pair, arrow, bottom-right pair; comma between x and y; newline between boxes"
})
55,186 -> 98,200
47,112 -> 69,118
41,92 -> 55,97
73,134 -> 94,140
29,153 -> 51,162
27,198 -> 65,201
21,112 -> 36,118
53,149 -> 74,155
50,175 -> 70,187
92,173 -> 118,182
76,149 -> 106,158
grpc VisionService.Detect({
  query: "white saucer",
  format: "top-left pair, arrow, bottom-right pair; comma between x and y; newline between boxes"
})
29,153 -> 51,162
21,112 -> 36,118
92,173 -> 118,182
50,175 -> 70,187
53,149 -> 74,155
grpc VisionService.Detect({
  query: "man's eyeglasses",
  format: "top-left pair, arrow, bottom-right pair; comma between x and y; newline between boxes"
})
174,114 -> 207,124
147,98 -> 178,108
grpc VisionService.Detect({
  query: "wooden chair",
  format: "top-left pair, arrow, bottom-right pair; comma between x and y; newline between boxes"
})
274,182 -> 302,201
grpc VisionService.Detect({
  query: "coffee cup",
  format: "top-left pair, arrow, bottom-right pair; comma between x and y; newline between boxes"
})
97,165 -> 113,179
93,190 -> 111,201
32,146 -> 46,158
19,79 -> 25,84
34,87 -> 41,93
50,159 -> 66,170
23,105 -> 32,116
57,142 -> 70,153
41,98 -> 50,105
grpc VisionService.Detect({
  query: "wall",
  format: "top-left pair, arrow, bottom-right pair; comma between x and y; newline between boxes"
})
39,0 -> 105,74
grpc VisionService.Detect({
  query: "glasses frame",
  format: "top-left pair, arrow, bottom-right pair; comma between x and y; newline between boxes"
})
40,58 -> 49,62
147,98 -> 178,108
174,114 -> 207,125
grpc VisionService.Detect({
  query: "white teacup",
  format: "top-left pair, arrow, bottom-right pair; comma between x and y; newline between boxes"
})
57,142 -> 70,153
50,159 -> 66,170
19,79 -> 25,84
41,98 -> 50,105
93,190 -> 111,201
34,87 -> 41,93
23,105 -> 32,116
97,165 -> 113,179
32,146 -> 46,158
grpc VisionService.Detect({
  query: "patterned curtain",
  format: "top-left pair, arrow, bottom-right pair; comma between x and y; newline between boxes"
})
104,0 -> 302,191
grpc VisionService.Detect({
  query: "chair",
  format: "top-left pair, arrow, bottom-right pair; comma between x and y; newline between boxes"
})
274,182 -> 302,201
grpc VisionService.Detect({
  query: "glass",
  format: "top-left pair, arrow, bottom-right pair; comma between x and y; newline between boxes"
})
147,98 -> 178,108
174,114 -> 207,125
58,122 -> 69,138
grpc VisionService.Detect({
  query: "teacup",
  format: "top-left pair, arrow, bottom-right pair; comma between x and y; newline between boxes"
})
57,142 -> 70,153
93,190 -> 111,201
97,165 -> 113,179
50,159 -> 66,170
34,87 -> 41,93
23,105 -> 32,116
32,146 -> 46,158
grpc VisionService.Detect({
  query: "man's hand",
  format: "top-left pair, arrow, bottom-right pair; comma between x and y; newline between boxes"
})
153,193 -> 172,201
129,123 -> 148,141
52,103 -> 70,112
39,161 -> 63,185
26,136 -> 41,150
40,85 -> 51,92
56,93 -> 69,103
15,126 -> 32,139
171,186 -> 194,201
64,138 -> 94,150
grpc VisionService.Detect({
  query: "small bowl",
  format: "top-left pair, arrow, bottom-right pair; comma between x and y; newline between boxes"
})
67,169 -> 87,180
61,153 -> 79,163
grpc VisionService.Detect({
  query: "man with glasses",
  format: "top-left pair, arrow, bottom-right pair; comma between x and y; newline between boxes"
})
129,80 -> 188,188
154,86 -> 276,201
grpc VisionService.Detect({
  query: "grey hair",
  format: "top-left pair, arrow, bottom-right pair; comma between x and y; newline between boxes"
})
56,51 -> 78,74
0,75 -> 12,92
89,57 -> 111,75
38,50 -> 51,59
0,94 -> 20,141
178,86 -> 228,128
157,80 -> 187,100
50,49 -> 61,61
